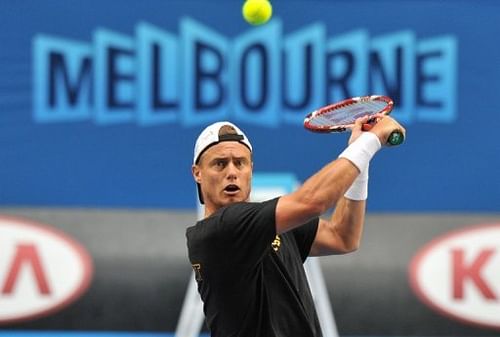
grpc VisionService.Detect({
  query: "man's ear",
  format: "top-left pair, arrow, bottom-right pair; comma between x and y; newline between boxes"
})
192,165 -> 202,184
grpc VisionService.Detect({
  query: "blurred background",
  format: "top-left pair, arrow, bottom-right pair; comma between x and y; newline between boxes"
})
0,0 -> 499,336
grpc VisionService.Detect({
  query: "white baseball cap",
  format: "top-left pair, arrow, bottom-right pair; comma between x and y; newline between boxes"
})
193,121 -> 252,164
193,121 -> 253,204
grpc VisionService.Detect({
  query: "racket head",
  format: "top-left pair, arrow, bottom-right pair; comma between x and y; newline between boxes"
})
304,95 -> 394,133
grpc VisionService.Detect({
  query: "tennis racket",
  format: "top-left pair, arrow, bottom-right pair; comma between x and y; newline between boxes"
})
303,95 -> 404,146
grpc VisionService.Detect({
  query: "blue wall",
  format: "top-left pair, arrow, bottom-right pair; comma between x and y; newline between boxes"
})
0,0 -> 499,211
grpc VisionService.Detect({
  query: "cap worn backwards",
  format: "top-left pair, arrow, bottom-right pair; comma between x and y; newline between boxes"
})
193,121 -> 252,165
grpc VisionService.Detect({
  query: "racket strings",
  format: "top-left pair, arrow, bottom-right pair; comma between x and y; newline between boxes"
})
311,100 -> 387,127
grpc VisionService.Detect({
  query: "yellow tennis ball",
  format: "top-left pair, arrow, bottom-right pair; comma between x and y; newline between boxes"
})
242,0 -> 273,26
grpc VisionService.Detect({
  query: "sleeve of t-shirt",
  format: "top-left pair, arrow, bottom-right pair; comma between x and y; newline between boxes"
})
216,198 -> 278,269
291,218 -> 319,262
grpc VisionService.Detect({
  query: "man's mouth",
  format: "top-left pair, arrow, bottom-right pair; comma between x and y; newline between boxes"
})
224,184 -> 240,195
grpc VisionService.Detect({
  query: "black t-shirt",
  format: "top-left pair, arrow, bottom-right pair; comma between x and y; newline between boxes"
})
186,198 -> 322,337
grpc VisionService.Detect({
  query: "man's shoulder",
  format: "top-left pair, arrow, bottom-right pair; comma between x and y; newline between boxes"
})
186,213 -> 220,240
185,204 -> 233,241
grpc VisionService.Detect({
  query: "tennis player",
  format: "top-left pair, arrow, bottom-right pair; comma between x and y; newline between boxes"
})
187,116 -> 405,337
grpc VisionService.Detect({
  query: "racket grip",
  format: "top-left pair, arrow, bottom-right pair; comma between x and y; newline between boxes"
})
388,130 -> 404,146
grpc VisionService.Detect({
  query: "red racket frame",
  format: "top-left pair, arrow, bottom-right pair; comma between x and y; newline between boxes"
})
303,95 -> 394,133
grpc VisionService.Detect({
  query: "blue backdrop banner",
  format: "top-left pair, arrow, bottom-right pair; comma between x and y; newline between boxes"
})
0,0 -> 499,211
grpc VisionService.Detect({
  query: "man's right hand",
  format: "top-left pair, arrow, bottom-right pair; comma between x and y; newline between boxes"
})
369,115 -> 406,146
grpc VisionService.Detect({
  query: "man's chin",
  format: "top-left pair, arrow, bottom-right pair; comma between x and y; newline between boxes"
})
222,193 -> 247,204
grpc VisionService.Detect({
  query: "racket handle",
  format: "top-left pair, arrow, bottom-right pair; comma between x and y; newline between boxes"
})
388,130 -> 404,146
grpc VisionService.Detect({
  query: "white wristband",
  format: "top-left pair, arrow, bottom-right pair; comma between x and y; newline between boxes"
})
344,164 -> 369,200
338,132 -> 381,173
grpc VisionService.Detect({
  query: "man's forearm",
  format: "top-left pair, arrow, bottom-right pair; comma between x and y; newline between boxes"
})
330,197 -> 366,251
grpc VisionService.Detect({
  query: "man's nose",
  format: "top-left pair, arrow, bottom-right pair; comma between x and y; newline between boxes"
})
226,162 -> 238,178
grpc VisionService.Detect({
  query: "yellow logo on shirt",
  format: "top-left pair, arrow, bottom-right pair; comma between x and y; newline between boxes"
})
272,235 -> 281,252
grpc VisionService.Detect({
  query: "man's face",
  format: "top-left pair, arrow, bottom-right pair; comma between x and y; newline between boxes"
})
193,141 -> 253,215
